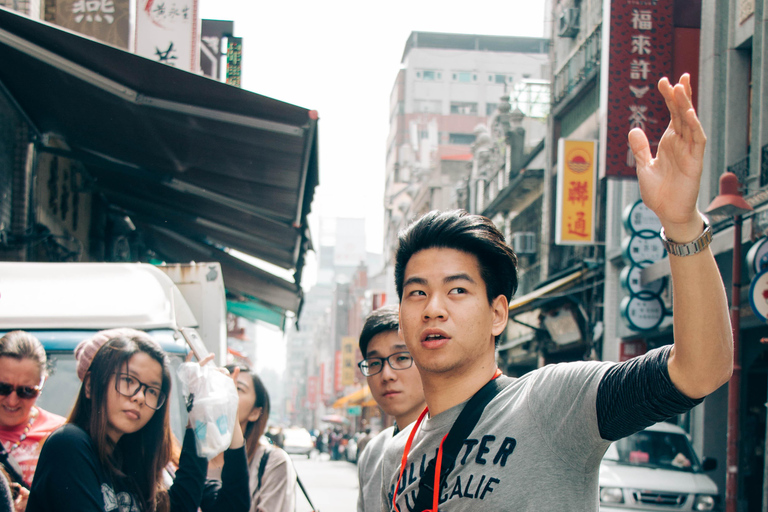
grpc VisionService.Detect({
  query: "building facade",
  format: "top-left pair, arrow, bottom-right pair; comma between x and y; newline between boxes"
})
382,31 -> 551,302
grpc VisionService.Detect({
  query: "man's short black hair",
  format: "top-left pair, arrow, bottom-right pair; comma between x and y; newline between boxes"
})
395,209 -> 518,305
358,304 -> 399,357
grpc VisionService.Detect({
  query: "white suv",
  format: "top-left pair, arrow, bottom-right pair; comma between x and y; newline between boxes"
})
599,422 -> 719,511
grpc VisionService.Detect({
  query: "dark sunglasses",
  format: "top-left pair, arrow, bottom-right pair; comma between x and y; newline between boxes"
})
0,381 -> 43,399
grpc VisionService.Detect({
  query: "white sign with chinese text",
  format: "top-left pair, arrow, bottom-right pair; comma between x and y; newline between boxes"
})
135,0 -> 199,72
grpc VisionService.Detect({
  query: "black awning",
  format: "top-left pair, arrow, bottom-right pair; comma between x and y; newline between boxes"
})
0,7 -> 318,313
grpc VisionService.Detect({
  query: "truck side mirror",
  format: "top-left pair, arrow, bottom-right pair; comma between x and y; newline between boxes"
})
702,457 -> 717,471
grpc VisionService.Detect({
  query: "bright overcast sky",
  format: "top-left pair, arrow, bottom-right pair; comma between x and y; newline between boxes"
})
200,0 -> 548,256
200,0 -> 549,373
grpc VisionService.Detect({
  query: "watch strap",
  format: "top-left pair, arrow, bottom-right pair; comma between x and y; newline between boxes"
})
659,217 -> 713,257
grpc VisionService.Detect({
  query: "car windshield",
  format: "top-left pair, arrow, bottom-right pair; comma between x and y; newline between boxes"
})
284,429 -> 312,445
603,429 -> 702,473
38,351 -> 188,440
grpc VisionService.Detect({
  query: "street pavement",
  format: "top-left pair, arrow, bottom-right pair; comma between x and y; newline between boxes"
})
292,451 -> 359,511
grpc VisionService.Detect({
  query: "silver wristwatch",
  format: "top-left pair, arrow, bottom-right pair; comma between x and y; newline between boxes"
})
659,216 -> 713,257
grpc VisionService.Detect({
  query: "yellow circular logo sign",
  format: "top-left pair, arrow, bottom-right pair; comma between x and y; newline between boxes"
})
566,148 -> 591,173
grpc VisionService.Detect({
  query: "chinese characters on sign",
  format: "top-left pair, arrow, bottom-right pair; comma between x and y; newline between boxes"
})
306,376 -> 318,410
556,139 -> 597,245
600,0 -> 673,178
135,0 -> 199,72
55,0 -> 130,49
341,337 -> 357,387
226,37 -> 242,88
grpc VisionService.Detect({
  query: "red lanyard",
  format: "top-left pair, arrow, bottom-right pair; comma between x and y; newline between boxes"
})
392,369 -> 502,512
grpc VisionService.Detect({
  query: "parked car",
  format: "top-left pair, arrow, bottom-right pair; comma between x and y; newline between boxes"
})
283,427 -> 315,458
599,422 -> 719,511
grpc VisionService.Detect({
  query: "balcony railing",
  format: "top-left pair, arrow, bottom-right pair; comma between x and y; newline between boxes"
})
761,144 -> 768,188
727,155 -> 750,194
553,24 -> 602,105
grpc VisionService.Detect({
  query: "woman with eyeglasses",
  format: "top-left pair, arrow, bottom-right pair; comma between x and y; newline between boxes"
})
0,331 -> 65,511
25,328 -> 223,512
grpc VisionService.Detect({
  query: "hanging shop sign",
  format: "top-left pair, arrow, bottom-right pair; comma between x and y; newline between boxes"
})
599,0 -> 673,178
556,139 -> 598,245
620,295 -> 667,332
55,0 -> 131,49
620,264 -> 666,297
622,232 -> 666,267
746,237 -> 768,277
341,336 -> 357,387
619,339 -> 648,362
749,268 -> 768,323
135,0 -> 200,72
623,199 -> 662,235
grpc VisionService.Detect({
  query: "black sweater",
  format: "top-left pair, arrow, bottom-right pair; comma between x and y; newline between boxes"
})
26,424 -> 209,512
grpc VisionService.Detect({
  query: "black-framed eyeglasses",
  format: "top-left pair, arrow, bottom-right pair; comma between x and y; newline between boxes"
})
114,373 -> 166,410
0,381 -> 43,400
357,352 -> 414,377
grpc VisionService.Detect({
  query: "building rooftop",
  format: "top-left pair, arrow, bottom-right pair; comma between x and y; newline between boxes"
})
401,31 -> 550,63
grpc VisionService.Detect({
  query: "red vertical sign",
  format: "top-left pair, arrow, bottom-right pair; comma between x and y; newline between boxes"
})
306,376 -> 318,410
603,0 -> 673,178
334,350 -> 343,393
619,339 -> 648,361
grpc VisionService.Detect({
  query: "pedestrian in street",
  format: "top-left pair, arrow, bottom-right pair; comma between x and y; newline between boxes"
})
380,74 -> 733,511
26,328 -> 214,512
356,305 -> 426,512
0,331 -> 66,511
213,365 -> 296,512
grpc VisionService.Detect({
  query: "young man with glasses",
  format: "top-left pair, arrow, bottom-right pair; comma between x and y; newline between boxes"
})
379,75 -> 734,511
356,305 -> 425,512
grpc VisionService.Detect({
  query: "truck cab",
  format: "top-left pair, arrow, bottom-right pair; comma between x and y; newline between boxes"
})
0,262 -> 225,438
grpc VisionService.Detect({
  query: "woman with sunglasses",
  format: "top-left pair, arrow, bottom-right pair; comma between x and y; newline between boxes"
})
26,329 -> 219,512
0,331 -> 65,510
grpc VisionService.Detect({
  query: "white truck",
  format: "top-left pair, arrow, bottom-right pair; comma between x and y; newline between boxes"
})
0,262 -> 227,437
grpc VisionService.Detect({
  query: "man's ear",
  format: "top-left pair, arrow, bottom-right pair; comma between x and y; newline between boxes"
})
84,373 -> 92,399
491,295 -> 509,337
247,407 -> 262,423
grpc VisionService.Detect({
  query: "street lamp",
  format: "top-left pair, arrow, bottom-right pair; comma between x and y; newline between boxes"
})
705,171 -> 753,512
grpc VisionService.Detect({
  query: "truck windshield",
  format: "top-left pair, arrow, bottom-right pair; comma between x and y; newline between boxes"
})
37,351 -> 188,441
603,430 -> 702,473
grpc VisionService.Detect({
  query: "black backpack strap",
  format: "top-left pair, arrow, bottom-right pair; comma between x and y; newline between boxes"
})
411,375 -> 513,511
255,445 -> 273,493
0,443 -> 28,490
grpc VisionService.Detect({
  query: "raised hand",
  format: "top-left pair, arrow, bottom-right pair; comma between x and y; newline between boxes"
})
628,74 -> 707,242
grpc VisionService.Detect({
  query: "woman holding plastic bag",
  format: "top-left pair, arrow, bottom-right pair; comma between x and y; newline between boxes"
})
207,365 -> 296,512
25,328 -> 246,512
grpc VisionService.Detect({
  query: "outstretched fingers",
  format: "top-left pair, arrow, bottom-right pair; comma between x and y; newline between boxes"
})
659,77 -> 681,135
628,128 -> 652,170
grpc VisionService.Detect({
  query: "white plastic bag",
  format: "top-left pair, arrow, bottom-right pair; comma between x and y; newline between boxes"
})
177,362 -> 239,460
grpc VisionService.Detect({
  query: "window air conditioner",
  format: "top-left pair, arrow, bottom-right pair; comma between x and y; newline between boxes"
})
558,8 -> 580,38
512,232 -> 537,255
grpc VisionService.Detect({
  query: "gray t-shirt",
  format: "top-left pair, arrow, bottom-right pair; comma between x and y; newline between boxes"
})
380,359 -> 613,512
357,426 -> 396,512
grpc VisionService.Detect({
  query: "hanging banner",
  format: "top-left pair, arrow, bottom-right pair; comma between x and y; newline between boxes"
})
599,0 -> 673,178
55,0 -> 131,49
135,0 -> 200,72
306,376 -> 318,410
341,336 -> 357,387
556,139 -> 597,245
334,350 -> 343,393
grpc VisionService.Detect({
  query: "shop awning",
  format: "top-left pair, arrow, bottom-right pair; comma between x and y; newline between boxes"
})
331,386 -> 372,409
0,7 -> 318,317
508,269 -> 586,316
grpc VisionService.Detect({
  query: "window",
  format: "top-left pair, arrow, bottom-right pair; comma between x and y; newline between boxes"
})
453,71 -> 473,82
450,102 -> 478,115
449,133 -> 476,145
486,103 -> 498,116
420,70 -> 441,81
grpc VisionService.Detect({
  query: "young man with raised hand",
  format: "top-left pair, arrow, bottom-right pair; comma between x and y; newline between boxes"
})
357,305 -> 426,512
380,74 -> 733,511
